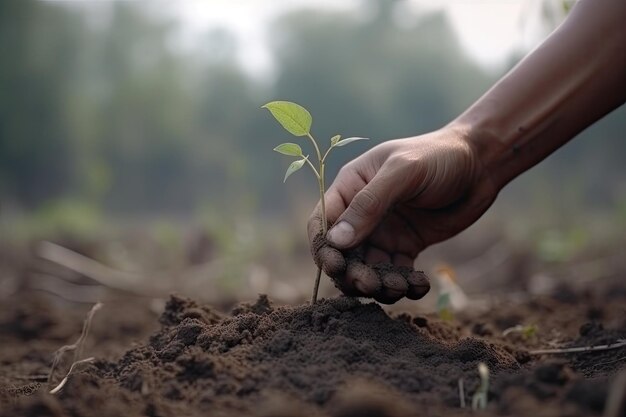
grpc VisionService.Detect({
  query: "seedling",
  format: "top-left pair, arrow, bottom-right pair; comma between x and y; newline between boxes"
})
437,292 -> 454,322
262,101 -> 367,304
471,362 -> 490,410
502,323 -> 538,339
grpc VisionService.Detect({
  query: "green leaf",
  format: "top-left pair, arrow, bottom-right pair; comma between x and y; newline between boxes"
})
262,101 -> 312,137
273,143 -> 303,157
283,157 -> 308,182
333,137 -> 368,147
330,134 -> 341,146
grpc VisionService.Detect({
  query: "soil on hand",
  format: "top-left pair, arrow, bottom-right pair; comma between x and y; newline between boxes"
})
1,284 -> 625,417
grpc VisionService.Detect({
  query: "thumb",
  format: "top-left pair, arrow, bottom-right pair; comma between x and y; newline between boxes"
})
327,174 -> 398,249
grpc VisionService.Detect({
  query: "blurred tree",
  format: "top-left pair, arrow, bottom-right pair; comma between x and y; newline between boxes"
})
0,0 -> 622,221
254,1 -> 494,209
0,0 -> 84,207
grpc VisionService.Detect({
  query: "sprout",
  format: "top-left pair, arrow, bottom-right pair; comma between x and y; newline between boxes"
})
472,362 -> 490,410
262,101 -> 368,304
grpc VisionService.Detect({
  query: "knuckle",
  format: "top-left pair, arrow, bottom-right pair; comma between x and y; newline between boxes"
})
337,163 -> 355,179
351,188 -> 382,218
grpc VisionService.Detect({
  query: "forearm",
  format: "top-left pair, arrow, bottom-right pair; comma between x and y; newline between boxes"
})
452,0 -> 626,190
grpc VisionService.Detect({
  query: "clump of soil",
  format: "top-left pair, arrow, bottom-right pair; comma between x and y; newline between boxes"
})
2,290 -> 625,417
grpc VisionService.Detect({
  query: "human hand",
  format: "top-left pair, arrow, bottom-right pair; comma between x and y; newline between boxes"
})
307,126 -> 499,304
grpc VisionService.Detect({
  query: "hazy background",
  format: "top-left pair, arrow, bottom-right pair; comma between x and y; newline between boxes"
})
1,0 -> 624,307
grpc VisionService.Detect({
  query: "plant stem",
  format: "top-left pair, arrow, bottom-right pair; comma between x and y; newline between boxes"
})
311,160 -> 327,305
307,132 -> 327,305
312,268 -> 322,305
303,156 -> 320,179
319,162 -> 327,234
306,133 -> 323,163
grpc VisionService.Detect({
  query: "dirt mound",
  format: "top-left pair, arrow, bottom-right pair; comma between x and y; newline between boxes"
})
2,291 -> 625,417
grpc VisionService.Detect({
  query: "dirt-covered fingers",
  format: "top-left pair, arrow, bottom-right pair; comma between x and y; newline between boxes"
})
310,224 -> 429,303
311,232 -> 347,278
345,258 -> 381,296
364,246 -> 391,264
402,268 -> 430,300
364,264 -> 429,304
374,272 -> 409,304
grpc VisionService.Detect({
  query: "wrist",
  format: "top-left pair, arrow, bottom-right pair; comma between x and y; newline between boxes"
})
444,117 -> 509,192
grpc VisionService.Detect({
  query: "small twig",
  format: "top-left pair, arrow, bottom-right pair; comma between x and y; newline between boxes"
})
49,358 -> 95,395
36,241 -> 233,302
29,272 -> 104,303
529,339 -> 626,355
13,374 -> 49,381
604,370 -> 626,417
47,302 -> 102,387
595,355 -> 626,368
458,378 -> 466,408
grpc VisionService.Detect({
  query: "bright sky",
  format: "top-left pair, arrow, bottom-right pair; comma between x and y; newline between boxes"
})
174,0 -> 559,79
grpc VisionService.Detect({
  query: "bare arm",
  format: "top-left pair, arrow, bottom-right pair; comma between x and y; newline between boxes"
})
308,0 -> 626,304
454,0 -> 626,190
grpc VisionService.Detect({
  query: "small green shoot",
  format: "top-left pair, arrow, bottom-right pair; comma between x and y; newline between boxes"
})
437,292 -> 454,322
262,100 -> 368,304
472,362 -> 490,410
502,324 -> 538,339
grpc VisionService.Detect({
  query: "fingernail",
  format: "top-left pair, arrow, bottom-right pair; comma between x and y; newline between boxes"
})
327,221 -> 355,247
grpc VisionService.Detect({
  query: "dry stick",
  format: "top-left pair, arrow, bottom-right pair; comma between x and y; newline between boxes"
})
595,355 -> 626,367
12,374 -> 49,382
29,272 -> 104,304
49,358 -> 95,395
529,339 -> 626,355
47,302 -> 102,391
36,241 -> 233,302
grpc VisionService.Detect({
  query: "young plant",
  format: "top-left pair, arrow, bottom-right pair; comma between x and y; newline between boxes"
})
502,323 -> 538,339
471,362 -> 490,410
262,100 -> 367,304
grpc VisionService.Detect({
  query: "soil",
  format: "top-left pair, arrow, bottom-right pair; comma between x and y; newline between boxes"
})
1,280 -> 625,417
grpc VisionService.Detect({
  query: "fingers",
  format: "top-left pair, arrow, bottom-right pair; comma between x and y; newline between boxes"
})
327,173 -> 400,250
310,226 -> 346,277
307,188 -> 344,244
341,255 -> 431,305
405,270 -> 430,300
311,232 -> 430,304
308,187 -> 350,278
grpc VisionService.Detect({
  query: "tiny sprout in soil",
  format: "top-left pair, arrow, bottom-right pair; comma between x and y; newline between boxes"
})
262,100 -> 368,304
472,362 -> 490,410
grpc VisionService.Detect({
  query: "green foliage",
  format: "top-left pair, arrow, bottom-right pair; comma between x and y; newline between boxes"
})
333,137 -> 368,147
502,324 -> 538,340
283,157 -> 308,183
535,228 -> 587,262
13,199 -> 103,240
262,101 -> 312,137
437,292 -> 454,322
273,143 -> 304,157
263,100 -> 367,302
2,0 -> 624,227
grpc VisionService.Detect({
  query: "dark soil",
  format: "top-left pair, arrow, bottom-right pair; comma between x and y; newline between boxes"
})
1,283 -> 625,417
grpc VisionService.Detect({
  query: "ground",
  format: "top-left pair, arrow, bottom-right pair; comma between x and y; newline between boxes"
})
0,245 -> 625,417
